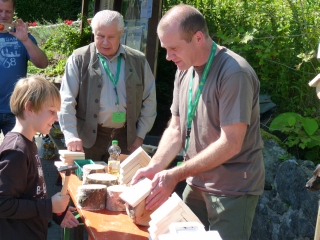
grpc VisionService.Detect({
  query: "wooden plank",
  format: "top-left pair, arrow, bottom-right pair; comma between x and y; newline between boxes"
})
120,147 -> 150,169
150,194 -> 180,223
150,205 -> 182,230
120,162 -> 142,176
54,161 -> 67,168
180,211 -> 202,224
58,150 -> 85,157
154,213 -> 185,237
173,193 -> 202,224
309,73 -> 320,87
148,192 -> 203,240
120,163 -> 143,185
119,178 -> 152,207
151,207 -> 184,237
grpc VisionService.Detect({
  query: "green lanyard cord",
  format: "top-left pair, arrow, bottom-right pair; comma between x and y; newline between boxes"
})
98,54 -> 122,106
184,42 -> 217,157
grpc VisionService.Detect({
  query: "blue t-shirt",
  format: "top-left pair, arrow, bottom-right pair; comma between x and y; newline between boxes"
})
0,33 -> 37,113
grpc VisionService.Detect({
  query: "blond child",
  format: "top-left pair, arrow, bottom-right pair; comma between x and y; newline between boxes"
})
0,76 -> 78,239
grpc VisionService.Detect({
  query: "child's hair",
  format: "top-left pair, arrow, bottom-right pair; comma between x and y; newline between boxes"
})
10,76 -> 61,120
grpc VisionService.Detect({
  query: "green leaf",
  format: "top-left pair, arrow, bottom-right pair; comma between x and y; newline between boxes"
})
287,116 -> 296,127
269,112 -> 301,131
301,117 -> 318,136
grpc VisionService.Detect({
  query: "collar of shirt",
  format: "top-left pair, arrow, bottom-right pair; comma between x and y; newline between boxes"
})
96,44 -> 126,61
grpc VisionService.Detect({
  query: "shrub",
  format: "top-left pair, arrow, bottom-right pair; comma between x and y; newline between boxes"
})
15,0 -> 82,23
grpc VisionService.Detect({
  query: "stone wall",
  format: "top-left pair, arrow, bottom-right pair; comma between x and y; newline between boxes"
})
250,139 -> 319,240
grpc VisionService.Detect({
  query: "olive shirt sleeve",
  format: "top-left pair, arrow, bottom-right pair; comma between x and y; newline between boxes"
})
218,71 -> 254,126
0,150 -> 52,219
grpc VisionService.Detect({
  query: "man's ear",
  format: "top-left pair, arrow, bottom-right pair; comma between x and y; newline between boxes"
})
194,30 -> 204,43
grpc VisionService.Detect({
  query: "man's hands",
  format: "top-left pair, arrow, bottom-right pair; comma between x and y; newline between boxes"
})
145,169 -> 178,210
128,137 -> 143,152
131,166 -> 178,211
9,19 -> 28,42
8,18 -> 48,68
66,137 -> 84,152
131,165 -> 158,186
60,207 -> 79,229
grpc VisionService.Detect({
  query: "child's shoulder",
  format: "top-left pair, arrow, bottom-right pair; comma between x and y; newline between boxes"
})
0,132 -> 34,154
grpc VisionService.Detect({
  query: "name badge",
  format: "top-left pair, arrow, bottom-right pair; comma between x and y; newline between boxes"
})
112,112 -> 126,123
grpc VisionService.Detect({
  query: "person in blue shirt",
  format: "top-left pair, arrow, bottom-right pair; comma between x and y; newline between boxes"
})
0,0 -> 48,136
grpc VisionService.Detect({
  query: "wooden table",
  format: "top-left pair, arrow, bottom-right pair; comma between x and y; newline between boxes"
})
61,172 -> 149,240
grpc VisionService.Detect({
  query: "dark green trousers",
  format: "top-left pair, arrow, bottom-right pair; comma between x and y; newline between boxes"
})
183,184 -> 259,240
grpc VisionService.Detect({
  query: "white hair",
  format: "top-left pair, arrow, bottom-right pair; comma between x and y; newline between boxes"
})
91,10 -> 124,33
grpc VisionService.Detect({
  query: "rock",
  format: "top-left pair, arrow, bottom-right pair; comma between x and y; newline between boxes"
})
250,138 -> 319,240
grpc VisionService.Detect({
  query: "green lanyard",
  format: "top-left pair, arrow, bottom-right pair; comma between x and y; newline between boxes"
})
184,42 -> 217,157
98,54 -> 122,105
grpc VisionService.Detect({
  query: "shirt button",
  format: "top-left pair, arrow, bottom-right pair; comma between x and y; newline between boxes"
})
93,130 -> 96,133
94,114 -> 97,118
95,99 -> 98,103
98,85 -> 101,88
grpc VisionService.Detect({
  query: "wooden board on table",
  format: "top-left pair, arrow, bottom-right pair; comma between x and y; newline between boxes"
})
119,178 -> 152,207
58,150 -> 85,158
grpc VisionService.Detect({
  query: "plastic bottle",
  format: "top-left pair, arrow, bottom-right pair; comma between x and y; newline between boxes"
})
108,140 -> 121,177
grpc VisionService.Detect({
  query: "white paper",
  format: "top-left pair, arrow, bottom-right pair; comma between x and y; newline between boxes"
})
126,26 -> 143,51
140,0 -> 153,19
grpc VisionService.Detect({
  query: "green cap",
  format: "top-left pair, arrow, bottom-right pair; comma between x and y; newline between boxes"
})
112,140 -> 118,145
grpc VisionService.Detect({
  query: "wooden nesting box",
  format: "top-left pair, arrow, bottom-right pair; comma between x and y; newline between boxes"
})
120,178 -> 155,226
148,192 -> 203,240
119,147 -> 151,185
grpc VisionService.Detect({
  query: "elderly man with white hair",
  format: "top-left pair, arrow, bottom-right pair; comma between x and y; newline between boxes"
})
58,10 -> 157,162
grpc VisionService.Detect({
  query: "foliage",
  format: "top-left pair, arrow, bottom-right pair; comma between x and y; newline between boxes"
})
269,111 -> 320,161
159,0 -> 320,161
43,18 -> 92,57
15,0 -> 82,23
28,16 -> 92,78
162,0 -> 320,116
25,1 -> 320,159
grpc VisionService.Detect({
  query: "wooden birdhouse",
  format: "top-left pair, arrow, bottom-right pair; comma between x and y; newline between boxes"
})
308,73 -> 320,99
